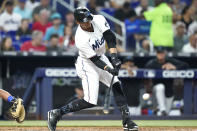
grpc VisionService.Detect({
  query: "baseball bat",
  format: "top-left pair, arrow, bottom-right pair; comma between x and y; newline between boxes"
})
103,75 -> 115,114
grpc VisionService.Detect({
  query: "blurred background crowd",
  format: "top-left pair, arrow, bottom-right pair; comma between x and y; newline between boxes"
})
0,0 -> 196,53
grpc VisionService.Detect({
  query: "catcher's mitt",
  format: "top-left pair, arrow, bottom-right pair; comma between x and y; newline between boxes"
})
16,105 -> 25,123
8,98 -> 25,123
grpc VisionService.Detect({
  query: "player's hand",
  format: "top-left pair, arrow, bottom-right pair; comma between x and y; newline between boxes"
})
105,66 -> 119,76
111,53 -> 121,69
162,63 -> 176,70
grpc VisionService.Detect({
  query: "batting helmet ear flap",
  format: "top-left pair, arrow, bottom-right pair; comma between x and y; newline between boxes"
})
74,7 -> 93,23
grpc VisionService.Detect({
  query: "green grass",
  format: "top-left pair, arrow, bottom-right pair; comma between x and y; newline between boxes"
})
0,120 -> 196,127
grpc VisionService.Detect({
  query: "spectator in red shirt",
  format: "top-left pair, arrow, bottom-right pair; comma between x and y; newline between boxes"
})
32,9 -> 52,34
21,30 -> 46,51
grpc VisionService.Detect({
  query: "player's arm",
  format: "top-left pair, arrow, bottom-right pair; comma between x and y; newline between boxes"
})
103,29 -> 121,69
90,55 -> 118,76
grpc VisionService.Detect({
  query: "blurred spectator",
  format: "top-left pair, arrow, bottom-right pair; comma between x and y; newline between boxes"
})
65,87 -> 84,105
0,1 -> 3,7
21,30 -> 46,51
25,0 -> 40,14
87,0 -> 97,14
32,0 -> 53,22
110,0 -> 129,9
64,12 -> 77,48
121,56 -> 141,115
143,0 -> 174,50
182,32 -> 197,53
145,46 -> 189,116
0,37 -> 15,51
134,34 -> 151,53
76,0 -> 88,7
172,0 -> 185,15
173,21 -> 188,52
16,19 -> 32,38
95,0 -> 109,8
188,20 -> 197,36
0,0 -> 7,14
64,11 -> 76,28
121,56 -> 138,76
32,9 -> 52,34
135,0 -> 154,16
14,0 -> 31,19
181,6 -> 195,29
63,26 -> 76,51
114,2 -> 136,21
191,0 -> 197,18
0,0 -> 22,32
114,1 -> 136,49
47,34 -> 63,52
140,39 -> 150,53
44,13 -> 64,41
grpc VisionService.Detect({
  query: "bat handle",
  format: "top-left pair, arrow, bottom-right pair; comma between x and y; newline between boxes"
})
103,75 -> 115,114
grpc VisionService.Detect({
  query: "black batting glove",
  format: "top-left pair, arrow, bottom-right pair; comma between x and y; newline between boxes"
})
111,53 -> 121,69
105,66 -> 119,76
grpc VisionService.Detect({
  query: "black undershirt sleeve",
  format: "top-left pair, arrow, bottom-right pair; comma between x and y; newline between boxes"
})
103,29 -> 116,49
90,55 -> 107,70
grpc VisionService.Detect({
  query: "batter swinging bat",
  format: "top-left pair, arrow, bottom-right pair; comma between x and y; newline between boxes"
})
103,75 -> 115,114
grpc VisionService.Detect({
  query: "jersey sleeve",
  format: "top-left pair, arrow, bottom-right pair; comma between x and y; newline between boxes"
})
96,15 -> 110,33
144,9 -> 156,21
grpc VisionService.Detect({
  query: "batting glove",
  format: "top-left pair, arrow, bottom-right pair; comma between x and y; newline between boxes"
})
111,53 -> 121,69
105,66 -> 119,76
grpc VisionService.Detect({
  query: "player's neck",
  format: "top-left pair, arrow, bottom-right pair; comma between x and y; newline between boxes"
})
81,24 -> 94,32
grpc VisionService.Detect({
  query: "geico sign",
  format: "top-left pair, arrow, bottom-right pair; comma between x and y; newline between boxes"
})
162,70 -> 194,78
119,70 -> 137,77
45,69 -> 77,77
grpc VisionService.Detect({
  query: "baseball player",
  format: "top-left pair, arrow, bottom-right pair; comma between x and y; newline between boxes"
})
48,7 -> 138,131
0,89 -> 25,123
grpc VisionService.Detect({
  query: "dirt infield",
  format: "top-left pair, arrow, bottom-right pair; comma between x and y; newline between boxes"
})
0,127 -> 197,131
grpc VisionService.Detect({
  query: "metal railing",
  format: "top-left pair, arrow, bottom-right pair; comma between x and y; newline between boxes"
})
53,0 -> 126,50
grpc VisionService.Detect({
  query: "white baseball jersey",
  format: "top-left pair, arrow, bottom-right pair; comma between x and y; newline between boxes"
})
75,15 -> 119,105
0,11 -> 22,31
75,15 -> 110,58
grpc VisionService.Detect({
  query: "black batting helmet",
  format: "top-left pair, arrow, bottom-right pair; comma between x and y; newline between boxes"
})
74,7 -> 93,23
